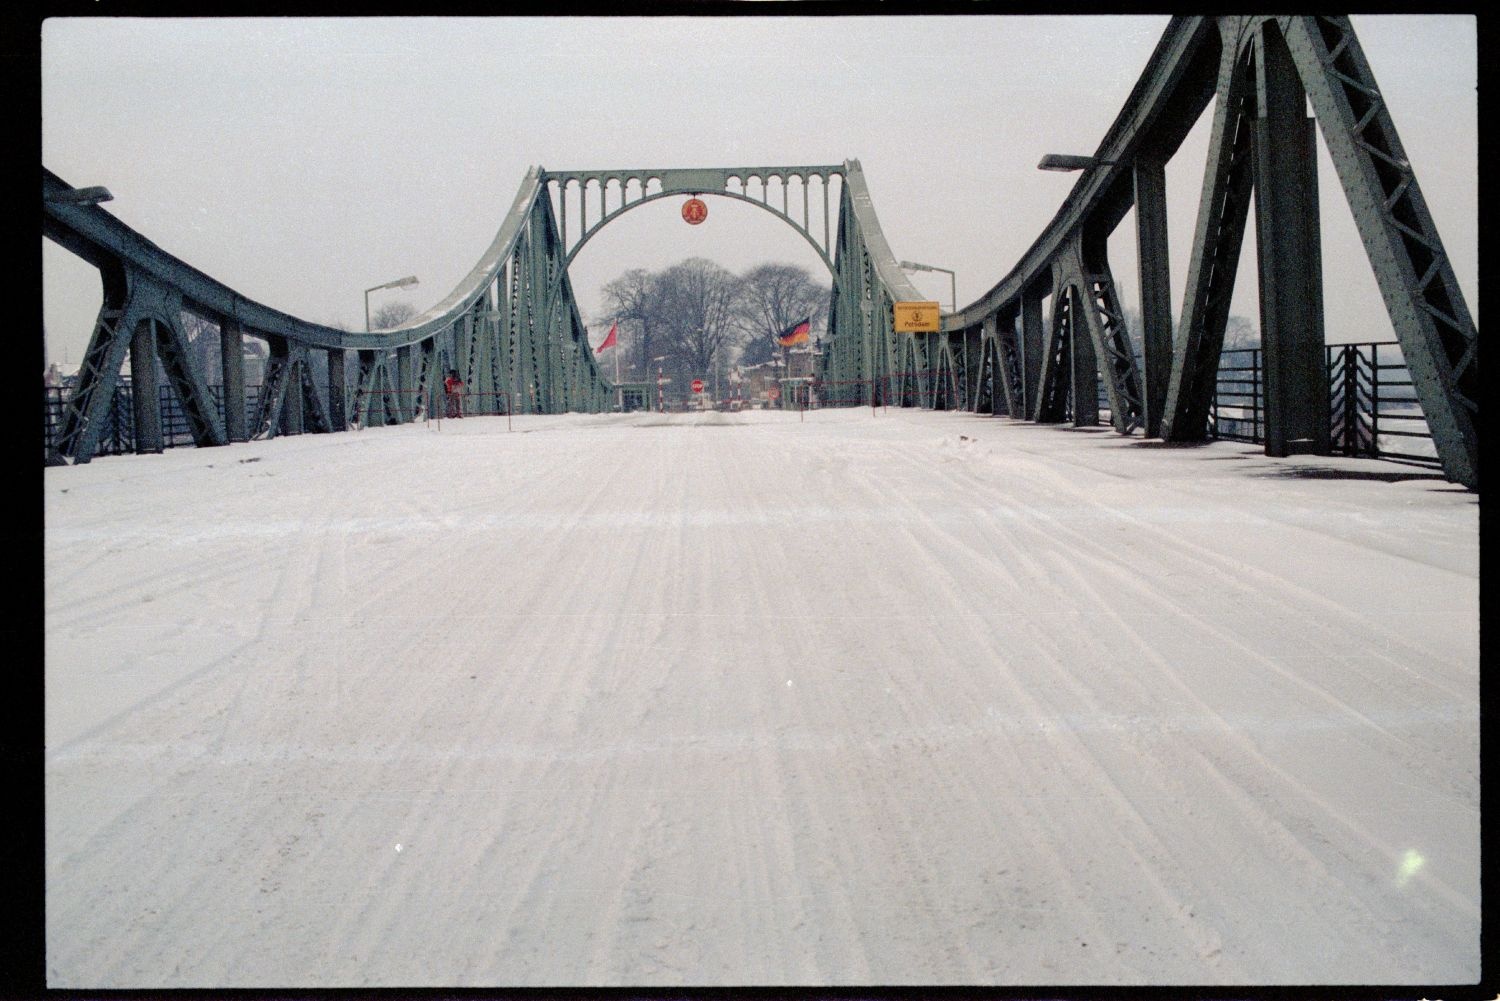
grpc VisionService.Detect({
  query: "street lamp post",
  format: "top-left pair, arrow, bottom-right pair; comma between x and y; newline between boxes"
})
364,275 -> 420,332
898,260 -> 957,314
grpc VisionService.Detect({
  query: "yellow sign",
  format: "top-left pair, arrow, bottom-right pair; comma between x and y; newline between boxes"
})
893,301 -> 941,332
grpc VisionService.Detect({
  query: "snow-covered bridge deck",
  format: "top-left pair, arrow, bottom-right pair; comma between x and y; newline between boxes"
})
44,409 -> 1478,986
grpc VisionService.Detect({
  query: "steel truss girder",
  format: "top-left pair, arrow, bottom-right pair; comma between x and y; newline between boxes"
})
1161,30 -> 1259,442
57,263 -> 226,463
1034,247 -> 1111,429
926,13 -> 1478,482
253,337 -> 329,438
1034,281 -> 1074,424
46,164 -> 611,459
973,330 -> 998,415
989,308 -> 1026,418
823,162 -> 926,406
1151,15 -> 1477,488
932,336 -> 956,411
1070,236 -> 1144,433
931,333 -> 966,411
1282,15 -> 1478,487
353,349 -> 398,428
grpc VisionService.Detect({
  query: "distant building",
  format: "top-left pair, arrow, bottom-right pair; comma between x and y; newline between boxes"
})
784,344 -> 821,379
740,362 -> 779,404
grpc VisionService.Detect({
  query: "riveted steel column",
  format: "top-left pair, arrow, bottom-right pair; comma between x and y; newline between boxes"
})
129,318 -> 163,454
1284,16 -> 1476,487
963,325 -> 980,410
979,315 -> 999,414
327,348 -> 346,431
1163,35 -> 1258,441
57,263 -> 136,463
1134,160 -> 1173,438
1254,22 -> 1328,457
1020,283 -> 1046,419
220,319 -> 248,442
993,308 -> 1024,417
395,344 -> 415,422
283,356 -> 305,435
354,349 -> 377,426
1069,286 -> 1100,427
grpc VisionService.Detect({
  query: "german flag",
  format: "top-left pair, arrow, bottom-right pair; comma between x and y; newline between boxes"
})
777,317 -> 811,347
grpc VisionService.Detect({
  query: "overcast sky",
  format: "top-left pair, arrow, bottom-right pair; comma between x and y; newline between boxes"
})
42,15 -> 1476,369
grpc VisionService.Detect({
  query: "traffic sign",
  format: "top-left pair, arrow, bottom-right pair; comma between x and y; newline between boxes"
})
894,301 -> 941,332
768,385 -> 781,400
691,378 -> 704,393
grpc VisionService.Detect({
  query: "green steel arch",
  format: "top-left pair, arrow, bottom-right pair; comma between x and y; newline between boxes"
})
545,166 -> 846,274
45,15 -> 1474,487
541,161 -> 930,410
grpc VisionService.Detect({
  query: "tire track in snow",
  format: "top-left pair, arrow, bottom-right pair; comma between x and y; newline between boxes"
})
896,435 -> 1474,781
876,427 -> 1478,976
925,432 -> 1473,691
836,448 -> 1237,979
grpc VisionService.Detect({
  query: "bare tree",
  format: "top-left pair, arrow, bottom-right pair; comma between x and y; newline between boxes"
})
370,301 -> 418,330
734,263 -> 828,367
1223,315 -> 1260,349
655,258 -> 744,377
601,268 -> 663,378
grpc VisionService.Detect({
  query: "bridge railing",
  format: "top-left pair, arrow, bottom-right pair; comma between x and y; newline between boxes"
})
1209,343 -> 1438,467
925,16 -> 1475,488
44,343 -> 1441,463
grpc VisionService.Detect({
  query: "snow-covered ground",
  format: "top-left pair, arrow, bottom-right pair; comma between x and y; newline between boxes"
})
44,408 -> 1479,987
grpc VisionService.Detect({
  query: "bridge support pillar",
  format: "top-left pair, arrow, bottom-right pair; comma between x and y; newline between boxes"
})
284,362 -> 305,435
1020,283 -> 1046,418
129,319 -> 163,454
396,345 -> 415,421
220,319 -> 247,442
1254,23 -> 1329,457
963,325 -> 981,410
1070,287 -> 1100,427
327,348 -> 347,431
1134,161 -> 1174,438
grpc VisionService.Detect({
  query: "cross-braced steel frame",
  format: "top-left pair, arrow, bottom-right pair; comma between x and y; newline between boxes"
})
43,166 -> 614,464
43,159 -> 918,463
43,16 -> 1475,489
934,15 -> 1476,489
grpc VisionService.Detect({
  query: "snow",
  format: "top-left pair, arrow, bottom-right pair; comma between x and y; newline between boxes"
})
44,408 -> 1479,987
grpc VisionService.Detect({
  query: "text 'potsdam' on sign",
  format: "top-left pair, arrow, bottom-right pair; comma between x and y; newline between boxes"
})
893,301 -> 941,332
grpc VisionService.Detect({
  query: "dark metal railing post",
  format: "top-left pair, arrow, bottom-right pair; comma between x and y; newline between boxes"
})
1209,376 -> 1218,438
1341,344 -> 1359,456
1252,348 -> 1262,441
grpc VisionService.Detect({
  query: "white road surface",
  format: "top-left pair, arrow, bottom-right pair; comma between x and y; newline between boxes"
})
44,408 -> 1480,986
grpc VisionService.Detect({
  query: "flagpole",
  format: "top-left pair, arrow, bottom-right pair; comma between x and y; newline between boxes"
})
614,336 -> 621,412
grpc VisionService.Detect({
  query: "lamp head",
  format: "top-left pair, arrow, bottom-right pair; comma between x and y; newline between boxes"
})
47,185 -> 113,205
1037,154 -> 1116,172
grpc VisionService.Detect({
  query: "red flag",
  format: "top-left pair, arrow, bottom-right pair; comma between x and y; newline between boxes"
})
596,322 -> 618,352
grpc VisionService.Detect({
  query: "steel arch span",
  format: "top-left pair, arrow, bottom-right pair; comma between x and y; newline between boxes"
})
43,15 -> 1475,489
43,156 -> 923,464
